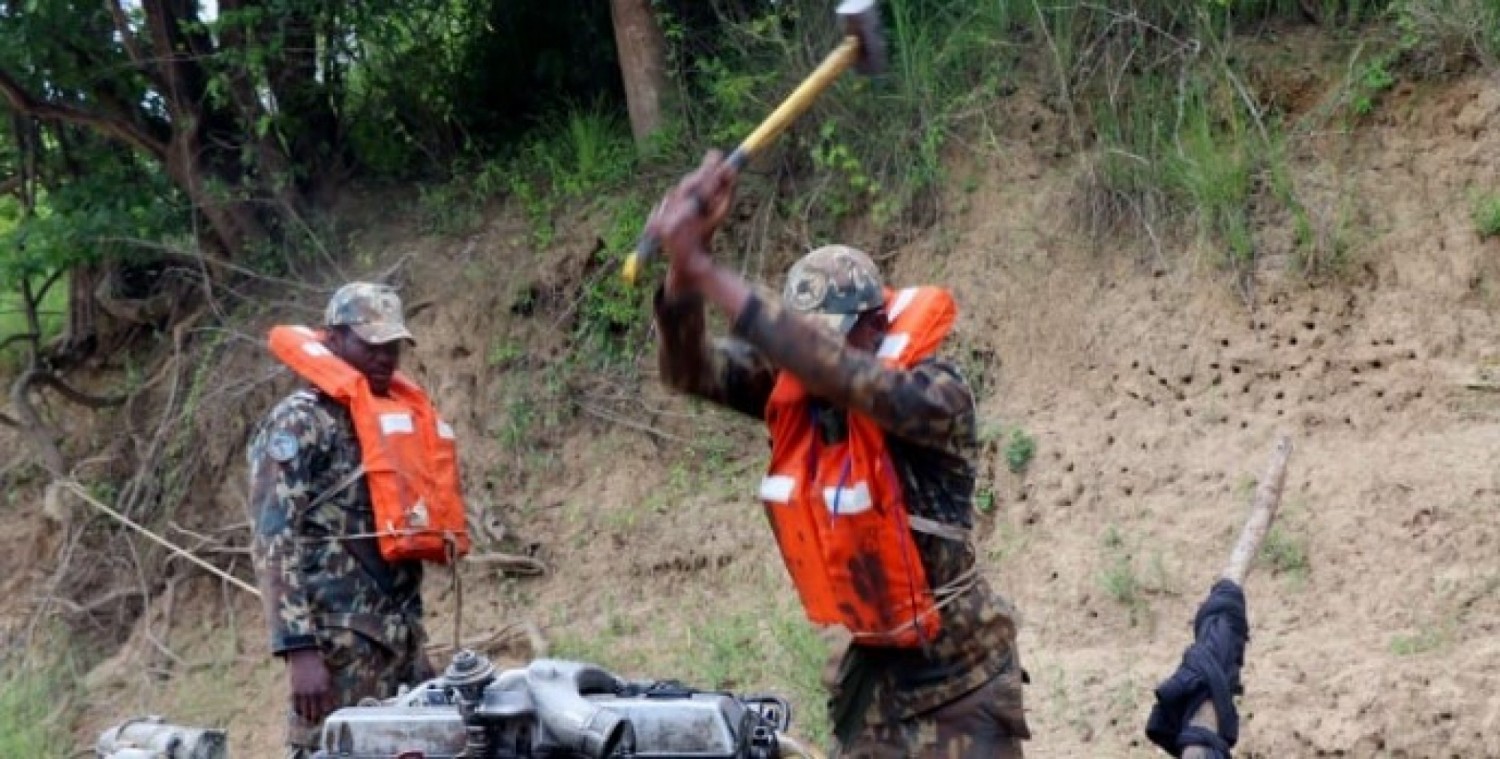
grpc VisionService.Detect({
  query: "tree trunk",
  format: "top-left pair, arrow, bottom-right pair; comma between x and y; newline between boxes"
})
609,0 -> 670,147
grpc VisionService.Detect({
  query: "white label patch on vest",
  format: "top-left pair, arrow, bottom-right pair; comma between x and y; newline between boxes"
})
823,481 -> 873,516
437,420 -> 456,440
886,288 -> 918,321
380,412 -> 415,435
408,499 -> 430,528
758,475 -> 796,504
877,333 -> 910,360
301,342 -> 331,357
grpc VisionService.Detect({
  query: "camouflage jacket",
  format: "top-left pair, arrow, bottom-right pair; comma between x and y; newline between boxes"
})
247,389 -> 424,655
655,289 -> 1019,721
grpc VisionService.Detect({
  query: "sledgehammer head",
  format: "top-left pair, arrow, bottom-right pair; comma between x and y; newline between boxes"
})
837,0 -> 887,76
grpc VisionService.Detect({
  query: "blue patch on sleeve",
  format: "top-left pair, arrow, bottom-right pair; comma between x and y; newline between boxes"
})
267,431 -> 300,463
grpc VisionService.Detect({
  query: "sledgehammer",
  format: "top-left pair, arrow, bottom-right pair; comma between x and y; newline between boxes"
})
622,0 -> 887,285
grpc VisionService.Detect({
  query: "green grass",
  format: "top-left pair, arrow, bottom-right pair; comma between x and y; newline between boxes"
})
0,667 -> 66,755
1473,192 -> 1500,239
1005,429 -> 1036,474
671,604 -> 830,745
1098,525 -> 1153,627
0,278 -> 68,371
1260,525 -> 1310,587
0,642 -> 80,756
1389,621 -> 1452,656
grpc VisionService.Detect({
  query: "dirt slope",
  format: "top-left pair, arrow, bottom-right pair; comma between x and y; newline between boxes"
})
11,45 -> 1499,759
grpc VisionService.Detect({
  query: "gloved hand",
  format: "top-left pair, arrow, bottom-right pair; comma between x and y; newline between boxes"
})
286,648 -> 336,723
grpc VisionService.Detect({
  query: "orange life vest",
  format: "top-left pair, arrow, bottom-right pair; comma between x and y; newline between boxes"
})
759,287 -> 958,648
268,325 -> 470,564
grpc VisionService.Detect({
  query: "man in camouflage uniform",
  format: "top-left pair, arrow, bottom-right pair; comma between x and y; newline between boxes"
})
647,153 -> 1031,757
247,283 -> 433,758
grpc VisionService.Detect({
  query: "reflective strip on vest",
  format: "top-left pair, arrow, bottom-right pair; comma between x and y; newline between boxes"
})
823,481 -> 873,516
437,420 -> 456,440
379,412 -> 414,435
759,475 -> 796,504
301,342 -> 332,357
886,288 -> 918,321
877,333 -> 911,360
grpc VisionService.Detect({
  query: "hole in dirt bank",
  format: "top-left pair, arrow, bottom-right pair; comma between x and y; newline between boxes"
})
511,285 -> 544,316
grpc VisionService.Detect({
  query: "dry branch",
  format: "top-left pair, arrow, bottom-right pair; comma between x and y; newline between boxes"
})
60,481 -> 260,596
1182,435 -> 1293,759
426,621 -> 550,661
465,551 -> 548,576
10,370 -> 65,475
28,370 -> 128,409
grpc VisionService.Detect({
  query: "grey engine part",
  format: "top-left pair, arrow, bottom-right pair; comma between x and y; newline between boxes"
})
313,649 -> 793,758
95,716 -> 228,759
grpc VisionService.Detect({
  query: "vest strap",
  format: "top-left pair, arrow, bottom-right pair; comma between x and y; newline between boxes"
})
908,514 -> 970,542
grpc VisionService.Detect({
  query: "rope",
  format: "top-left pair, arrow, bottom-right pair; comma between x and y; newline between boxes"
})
847,558 -> 981,643
447,535 -> 462,654
775,732 -> 827,759
59,481 -> 262,597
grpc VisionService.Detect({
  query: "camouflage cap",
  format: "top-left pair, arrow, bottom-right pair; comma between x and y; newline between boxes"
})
324,282 -> 415,345
782,244 -> 885,335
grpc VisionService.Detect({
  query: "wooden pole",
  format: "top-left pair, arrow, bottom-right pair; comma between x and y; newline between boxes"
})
1182,435 -> 1293,759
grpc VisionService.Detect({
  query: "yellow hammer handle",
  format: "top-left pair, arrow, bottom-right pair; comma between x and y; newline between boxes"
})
739,35 -> 863,155
623,35 -> 864,286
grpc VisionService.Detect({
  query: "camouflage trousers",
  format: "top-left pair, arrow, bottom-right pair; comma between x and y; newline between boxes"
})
831,663 -> 1031,759
285,615 -> 432,758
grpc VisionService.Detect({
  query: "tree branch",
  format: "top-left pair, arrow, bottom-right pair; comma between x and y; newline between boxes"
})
105,0 -> 162,89
0,68 -> 167,162
33,267 -> 67,305
30,371 -> 128,409
9,370 -> 66,476
0,332 -> 39,353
